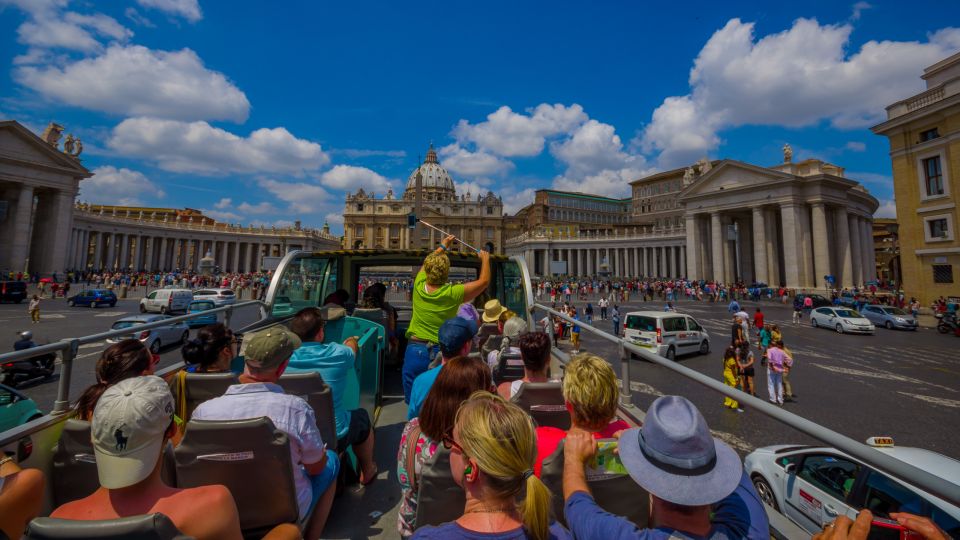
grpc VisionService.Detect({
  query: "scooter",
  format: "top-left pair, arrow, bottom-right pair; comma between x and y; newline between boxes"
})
1,331 -> 57,387
935,312 -> 958,335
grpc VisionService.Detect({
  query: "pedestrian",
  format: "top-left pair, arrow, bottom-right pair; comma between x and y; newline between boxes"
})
738,348 -> 756,396
570,307 -> 581,354
722,346 -> 742,412
28,295 -> 41,324
765,340 -> 790,405
781,343 -> 796,401
792,296 -> 803,324
611,305 -> 620,337
753,307 -> 764,337
598,297 -> 608,320
584,303 -> 593,324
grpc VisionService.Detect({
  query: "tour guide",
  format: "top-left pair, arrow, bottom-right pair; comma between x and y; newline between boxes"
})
402,234 -> 490,403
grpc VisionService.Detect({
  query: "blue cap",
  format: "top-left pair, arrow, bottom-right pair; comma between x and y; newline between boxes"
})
437,317 -> 478,356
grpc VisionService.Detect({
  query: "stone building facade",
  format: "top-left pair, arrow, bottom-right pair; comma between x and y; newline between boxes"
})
509,189 -> 630,236
872,51 -> 960,304
343,145 -> 505,253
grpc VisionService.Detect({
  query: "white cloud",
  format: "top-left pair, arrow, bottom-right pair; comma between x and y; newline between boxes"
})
213,197 -> 232,209
1,0 -> 132,53
454,180 -> 490,200
203,208 -> 243,222
257,178 -> 333,214
850,1 -> 872,21
17,45 -> 250,122
875,198 -> 896,218
844,141 -> 866,152
334,148 -> 406,158
438,144 -> 513,177
552,167 -> 645,199
452,103 -> 588,157
641,18 -> 960,167
237,201 -> 277,215
136,0 -> 202,22
319,165 -> 393,193
124,7 -> 155,28
324,212 -> 344,226
108,117 -> 329,175
551,119 -> 647,175
847,171 -> 892,187
80,166 -> 164,205
500,187 -> 537,215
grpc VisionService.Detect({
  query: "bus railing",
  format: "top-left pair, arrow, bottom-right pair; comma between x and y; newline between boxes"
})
532,302 -> 960,508
0,300 -> 266,414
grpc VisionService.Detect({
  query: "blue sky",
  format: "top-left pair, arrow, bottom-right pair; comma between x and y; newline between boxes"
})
2,0 -> 959,232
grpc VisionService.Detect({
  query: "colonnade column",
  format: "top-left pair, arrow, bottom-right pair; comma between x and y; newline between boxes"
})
835,207 -> 853,288
118,234 -> 129,270
685,215 -> 700,280
862,219 -> 875,282
91,233 -> 102,270
848,215 -> 862,287
751,207 -> 768,284
232,242 -> 241,273
710,212 -> 725,283
780,204 -> 804,289
679,246 -> 686,279
811,203 -> 831,289
9,186 -> 35,273
132,236 -> 142,271
104,234 -> 115,270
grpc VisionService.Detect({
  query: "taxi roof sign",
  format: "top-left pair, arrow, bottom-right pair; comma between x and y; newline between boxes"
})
866,436 -> 895,447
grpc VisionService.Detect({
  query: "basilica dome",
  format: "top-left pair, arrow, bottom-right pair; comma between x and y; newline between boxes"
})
405,144 -> 456,197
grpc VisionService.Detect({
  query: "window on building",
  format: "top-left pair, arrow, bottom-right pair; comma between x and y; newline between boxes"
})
487,206 -> 493,215
356,203 -> 364,211
928,218 -> 949,239
355,225 -> 364,237
923,156 -> 944,196
920,128 -> 940,142
486,227 -> 494,239
933,265 -> 954,284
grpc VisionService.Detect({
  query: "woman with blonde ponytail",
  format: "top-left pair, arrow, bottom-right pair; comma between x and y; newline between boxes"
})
411,391 -> 570,540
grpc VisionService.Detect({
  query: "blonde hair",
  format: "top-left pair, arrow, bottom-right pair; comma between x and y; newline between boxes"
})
562,354 -> 619,430
423,251 -> 450,286
456,392 -> 552,540
499,309 -> 516,323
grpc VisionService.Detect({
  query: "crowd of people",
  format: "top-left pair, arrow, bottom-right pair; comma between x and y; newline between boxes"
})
0,244 -> 953,540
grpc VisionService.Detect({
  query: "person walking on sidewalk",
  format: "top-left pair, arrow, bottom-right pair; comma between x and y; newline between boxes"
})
28,295 -> 41,324
722,346 -> 743,412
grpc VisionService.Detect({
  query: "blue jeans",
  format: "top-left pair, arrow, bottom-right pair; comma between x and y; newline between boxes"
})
402,342 -> 438,403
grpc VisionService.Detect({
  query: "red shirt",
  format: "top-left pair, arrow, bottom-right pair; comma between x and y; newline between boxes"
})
753,312 -> 764,329
533,419 -> 631,477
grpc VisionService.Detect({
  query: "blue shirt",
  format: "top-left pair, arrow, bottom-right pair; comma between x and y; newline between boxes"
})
572,315 -> 581,333
286,341 -> 355,440
728,301 -> 740,313
412,521 -> 572,539
407,365 -> 441,419
563,470 -> 756,540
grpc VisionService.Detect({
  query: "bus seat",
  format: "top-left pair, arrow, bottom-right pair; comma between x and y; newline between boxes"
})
493,352 -> 525,385
277,372 -> 337,450
181,372 -> 239,420
476,324 -> 501,354
52,419 -> 177,506
174,417 -> 300,535
351,308 -> 385,329
540,439 -> 649,527
414,446 -> 465,530
511,382 -> 570,430
24,513 -> 189,540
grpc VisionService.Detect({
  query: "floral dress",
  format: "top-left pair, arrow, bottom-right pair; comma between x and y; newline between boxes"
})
396,418 -> 440,538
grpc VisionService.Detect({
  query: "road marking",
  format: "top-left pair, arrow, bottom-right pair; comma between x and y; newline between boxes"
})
710,429 -> 755,453
809,363 -> 957,393
79,343 -> 101,349
897,392 -> 960,409
629,381 -> 665,397
95,312 -> 128,317
41,314 -> 66,319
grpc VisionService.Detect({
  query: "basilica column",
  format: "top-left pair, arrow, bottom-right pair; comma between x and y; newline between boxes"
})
685,215 -> 701,280
765,208 -> 780,287
710,212 -> 725,283
8,185 -> 35,273
798,205 -> 814,288
780,204 -> 804,289
848,215 -> 863,287
751,207 -> 768,284
835,207 -> 853,288
811,202 -> 831,289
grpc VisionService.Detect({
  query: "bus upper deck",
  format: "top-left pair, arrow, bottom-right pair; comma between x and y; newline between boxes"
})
0,249 -> 957,539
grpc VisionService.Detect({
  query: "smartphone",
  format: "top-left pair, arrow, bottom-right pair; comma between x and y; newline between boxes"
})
869,517 -> 923,540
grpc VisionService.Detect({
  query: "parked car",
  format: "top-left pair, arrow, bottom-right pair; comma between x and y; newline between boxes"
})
106,315 -> 190,354
795,293 -> 832,309
193,288 -> 237,307
67,289 -> 117,308
0,281 -> 27,304
836,291 -> 859,307
810,306 -> 875,334
622,311 -> 710,361
187,300 -> 218,328
860,305 -> 918,330
0,384 -> 43,432
139,288 -> 193,314
745,437 -> 960,537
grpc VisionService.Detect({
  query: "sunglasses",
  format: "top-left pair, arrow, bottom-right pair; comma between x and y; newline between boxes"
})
441,432 -> 465,454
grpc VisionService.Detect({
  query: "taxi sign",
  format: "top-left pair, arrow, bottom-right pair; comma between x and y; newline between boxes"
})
866,436 -> 895,447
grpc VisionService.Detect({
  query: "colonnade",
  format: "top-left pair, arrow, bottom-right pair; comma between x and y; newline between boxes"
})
519,244 -> 687,278
685,202 -> 875,288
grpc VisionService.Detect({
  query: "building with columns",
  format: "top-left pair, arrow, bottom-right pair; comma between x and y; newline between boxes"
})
0,120 -> 91,276
508,189 -> 631,236
872,51 -> 960,304
343,144 -> 505,253
506,152 -> 880,289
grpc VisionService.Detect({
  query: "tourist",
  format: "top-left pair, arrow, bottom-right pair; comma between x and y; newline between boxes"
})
288,307 -> 376,486
497,332 -> 554,400
569,307 -> 581,354
611,305 -> 620,337
179,323 -> 238,374
411,392 -> 570,540
27,294 -> 40,324
722,346 -> 743,412
403,235 -> 490,402
51,376 -> 244,540
0,456 -> 44,540
487,315 -> 527,373
192,327 -> 339,539
75,339 -> 159,421
396,356 -> 493,538
408,317 -> 478,419
563,395 -> 764,539
766,340 -> 791,405
738,347 -> 756,396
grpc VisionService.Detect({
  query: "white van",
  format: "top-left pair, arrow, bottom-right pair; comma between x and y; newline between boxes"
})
623,310 -> 710,361
139,288 -> 194,314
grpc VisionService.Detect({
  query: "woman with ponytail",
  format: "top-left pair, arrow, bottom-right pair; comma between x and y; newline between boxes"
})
412,391 -> 570,540
75,339 -> 155,420
179,323 -> 237,374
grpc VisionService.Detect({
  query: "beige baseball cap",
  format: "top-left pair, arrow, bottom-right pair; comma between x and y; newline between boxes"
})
91,376 -> 174,489
243,325 -> 301,369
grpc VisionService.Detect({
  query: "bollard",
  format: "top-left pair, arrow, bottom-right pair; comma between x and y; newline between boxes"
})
618,341 -> 632,405
120,284 -> 128,298
53,339 -> 79,413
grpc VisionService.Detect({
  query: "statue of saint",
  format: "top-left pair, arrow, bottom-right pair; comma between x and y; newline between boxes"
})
41,122 -> 64,148
683,166 -> 695,185
783,143 -> 793,163
63,135 -> 75,155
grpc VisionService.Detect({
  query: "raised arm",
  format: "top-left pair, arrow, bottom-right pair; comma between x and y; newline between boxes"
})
462,250 -> 491,302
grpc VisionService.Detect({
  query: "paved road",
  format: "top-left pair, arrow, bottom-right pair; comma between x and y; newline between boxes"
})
545,296 -> 960,460
0,298 -> 263,412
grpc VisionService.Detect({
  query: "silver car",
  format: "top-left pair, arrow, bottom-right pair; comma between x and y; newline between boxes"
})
745,438 -> 960,537
860,305 -> 918,331
193,288 -> 237,307
810,307 -> 875,334
106,315 -> 190,354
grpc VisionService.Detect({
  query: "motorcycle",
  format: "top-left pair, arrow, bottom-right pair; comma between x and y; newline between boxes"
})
1,331 -> 57,387
935,312 -> 958,335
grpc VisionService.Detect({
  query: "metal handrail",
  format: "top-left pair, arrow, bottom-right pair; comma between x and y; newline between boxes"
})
0,300 -> 265,412
533,302 -> 960,507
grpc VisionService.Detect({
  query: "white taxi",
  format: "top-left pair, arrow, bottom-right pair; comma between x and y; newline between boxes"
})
744,437 -> 960,537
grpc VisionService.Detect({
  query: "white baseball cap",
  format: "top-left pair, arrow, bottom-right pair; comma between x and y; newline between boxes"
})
91,376 -> 174,489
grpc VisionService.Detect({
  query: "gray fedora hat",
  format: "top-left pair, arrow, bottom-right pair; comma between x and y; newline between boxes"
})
618,395 -> 741,506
